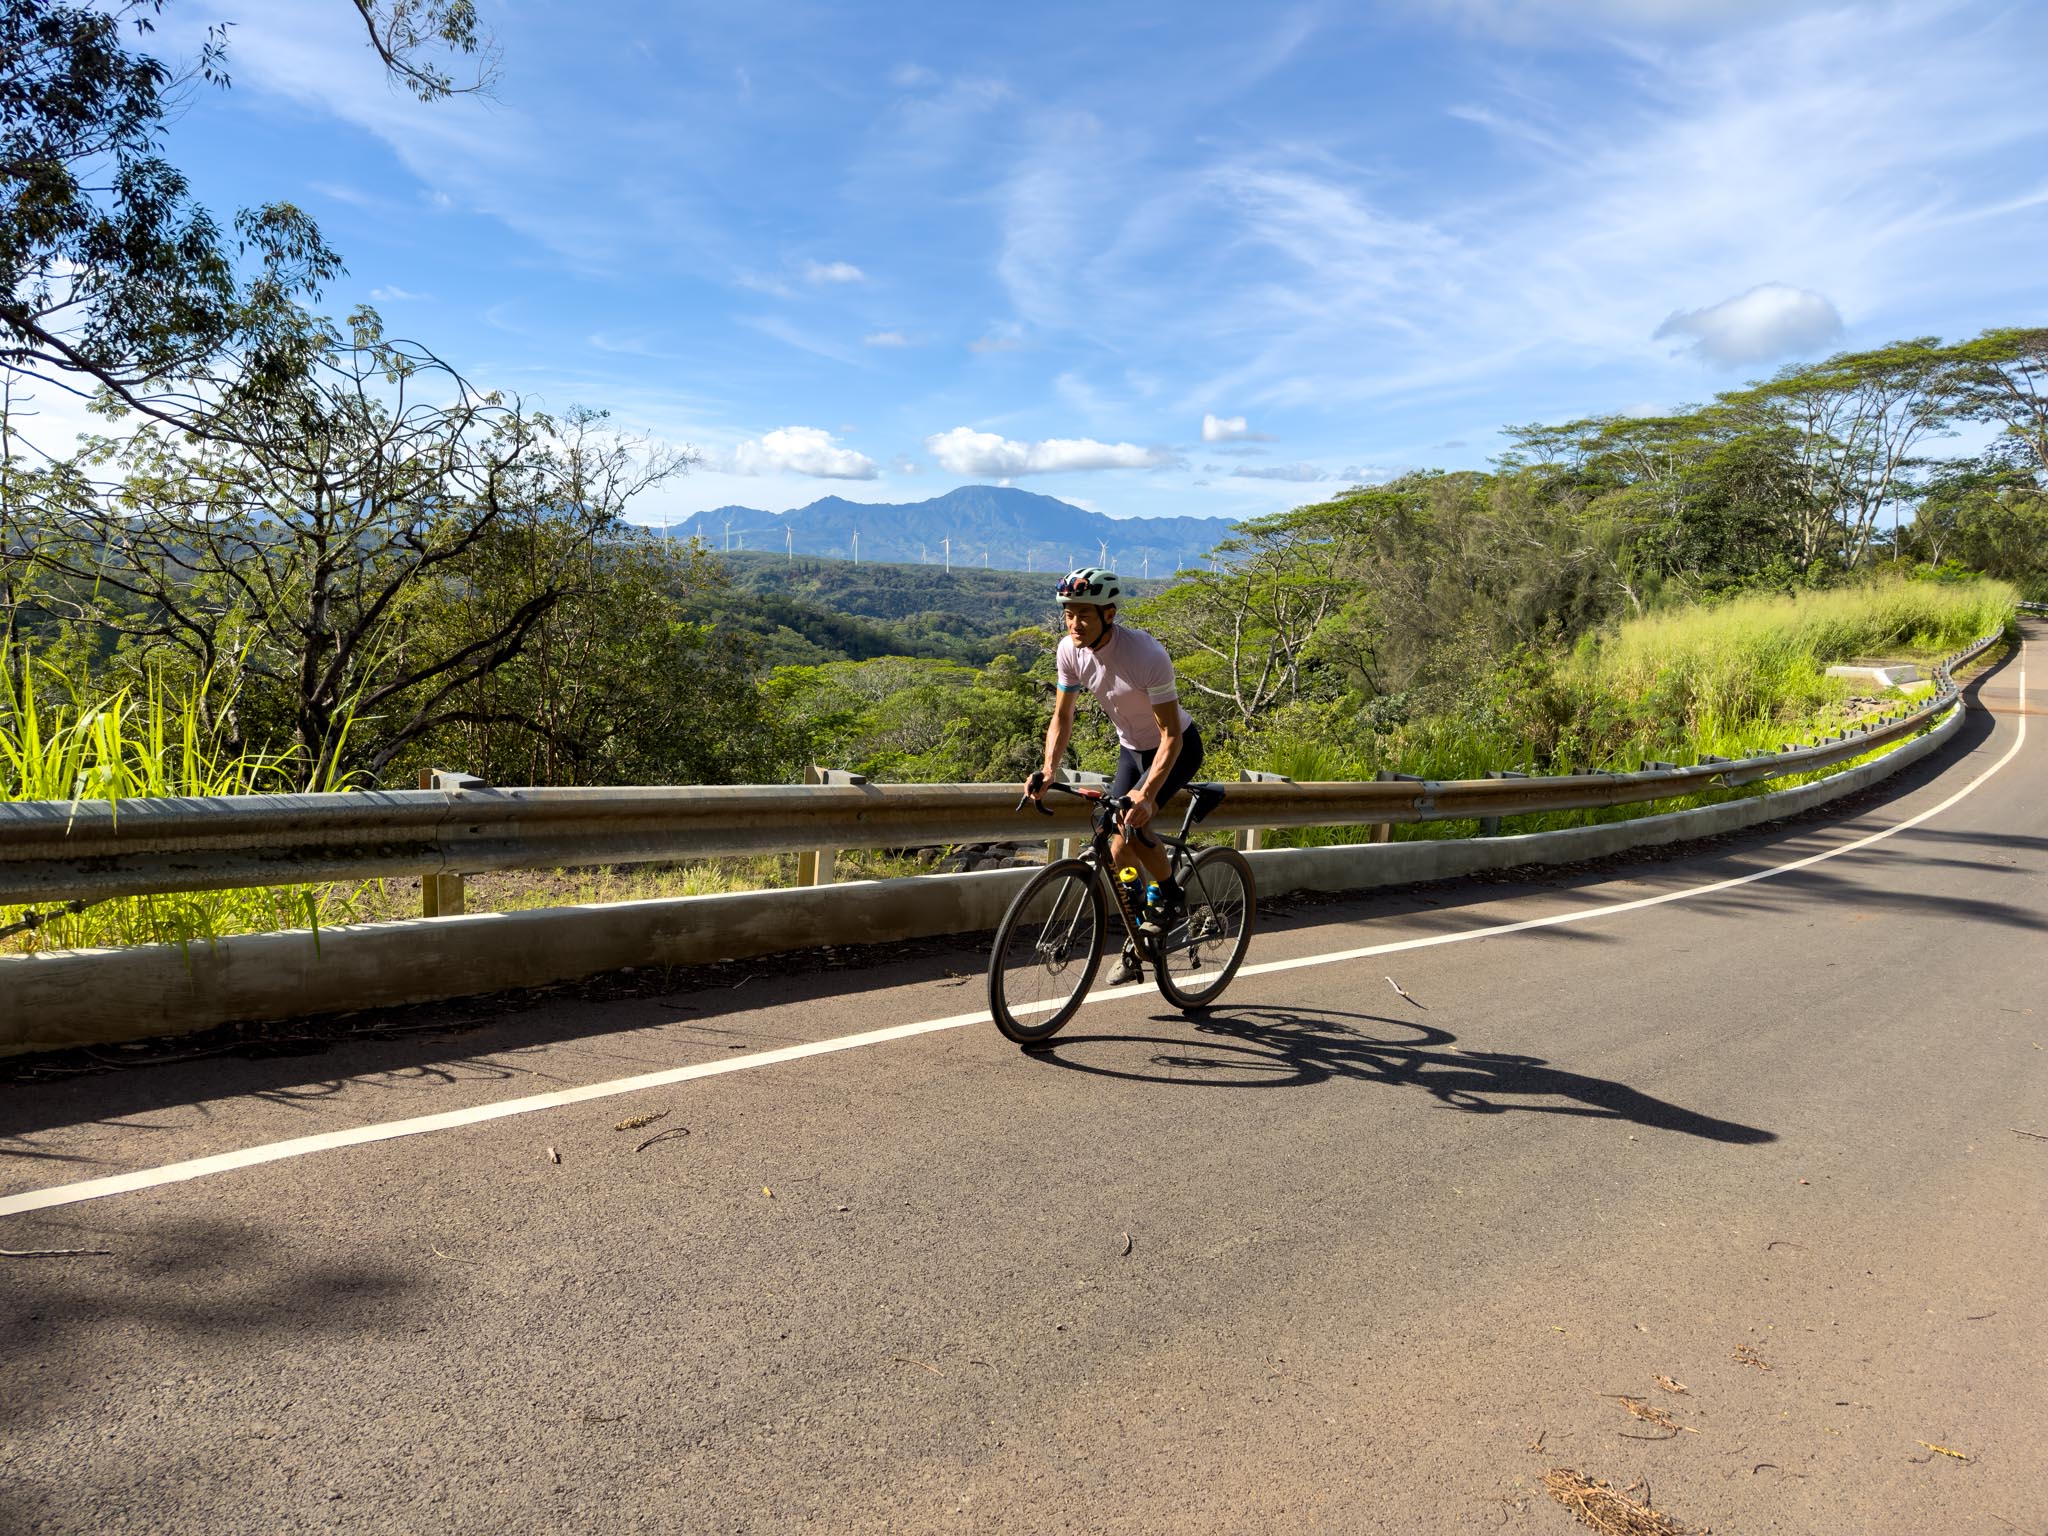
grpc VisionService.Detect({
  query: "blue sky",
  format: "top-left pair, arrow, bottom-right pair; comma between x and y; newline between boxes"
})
110,0 -> 2048,527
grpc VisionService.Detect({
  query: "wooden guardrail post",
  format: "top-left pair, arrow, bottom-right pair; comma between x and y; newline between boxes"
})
1047,766 -> 1109,864
797,765 -> 868,885
1235,769 -> 1293,852
1372,770 -> 1425,843
419,768 -> 486,916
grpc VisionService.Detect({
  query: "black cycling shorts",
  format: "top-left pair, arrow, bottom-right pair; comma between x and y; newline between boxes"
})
1108,723 -> 1206,817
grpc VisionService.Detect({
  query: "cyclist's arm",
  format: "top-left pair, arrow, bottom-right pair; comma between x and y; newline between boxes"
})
1035,688 -> 1080,795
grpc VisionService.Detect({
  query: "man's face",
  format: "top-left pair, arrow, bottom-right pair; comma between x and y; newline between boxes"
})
1061,602 -> 1111,646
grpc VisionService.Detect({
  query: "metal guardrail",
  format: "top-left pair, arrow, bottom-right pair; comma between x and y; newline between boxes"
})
0,631 -> 2003,910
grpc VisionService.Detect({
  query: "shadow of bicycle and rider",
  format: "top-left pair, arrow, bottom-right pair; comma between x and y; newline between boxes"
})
1032,1004 -> 1776,1145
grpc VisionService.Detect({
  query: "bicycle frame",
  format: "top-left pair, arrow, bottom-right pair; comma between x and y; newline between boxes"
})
1029,780 -> 1203,962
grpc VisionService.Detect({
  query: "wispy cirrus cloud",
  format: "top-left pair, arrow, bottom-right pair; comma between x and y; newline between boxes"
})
739,315 -> 864,366
803,259 -> 866,284
986,0 -> 2048,426
1229,462 -> 1328,482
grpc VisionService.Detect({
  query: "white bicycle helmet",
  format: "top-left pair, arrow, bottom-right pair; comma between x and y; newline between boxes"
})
1055,567 -> 1122,605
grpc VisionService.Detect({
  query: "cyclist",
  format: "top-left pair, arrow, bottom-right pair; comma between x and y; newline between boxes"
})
1027,568 -> 1205,966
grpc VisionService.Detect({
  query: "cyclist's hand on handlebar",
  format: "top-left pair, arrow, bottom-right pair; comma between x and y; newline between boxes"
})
1123,789 -> 1156,830
1017,769 -> 1055,815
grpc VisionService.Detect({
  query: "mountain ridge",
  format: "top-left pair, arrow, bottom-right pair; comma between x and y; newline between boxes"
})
660,485 -> 1236,576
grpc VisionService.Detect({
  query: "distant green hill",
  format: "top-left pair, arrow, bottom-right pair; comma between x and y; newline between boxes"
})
700,550 -> 1172,668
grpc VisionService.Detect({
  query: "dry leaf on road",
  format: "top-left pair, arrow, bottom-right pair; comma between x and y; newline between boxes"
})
1543,1468 -> 1694,1535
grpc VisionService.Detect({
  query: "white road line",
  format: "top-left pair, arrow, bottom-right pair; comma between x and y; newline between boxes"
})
1,650 -> 2025,1220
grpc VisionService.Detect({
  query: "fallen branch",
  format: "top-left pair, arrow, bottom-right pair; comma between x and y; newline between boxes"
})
2,1246 -> 114,1258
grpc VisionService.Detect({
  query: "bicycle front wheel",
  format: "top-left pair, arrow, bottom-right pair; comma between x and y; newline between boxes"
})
1153,847 -> 1256,1012
988,860 -> 1108,1046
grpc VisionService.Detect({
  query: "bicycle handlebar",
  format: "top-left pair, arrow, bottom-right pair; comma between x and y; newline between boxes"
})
1016,774 -> 1153,844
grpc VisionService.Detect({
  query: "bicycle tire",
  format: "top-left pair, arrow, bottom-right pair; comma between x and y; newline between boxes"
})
1152,846 -> 1256,1012
988,859 -> 1108,1046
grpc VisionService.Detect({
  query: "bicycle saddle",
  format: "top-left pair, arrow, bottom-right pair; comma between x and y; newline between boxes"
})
1183,782 -> 1226,823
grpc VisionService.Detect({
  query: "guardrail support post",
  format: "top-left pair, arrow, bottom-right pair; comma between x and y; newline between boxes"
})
1236,769 -> 1293,852
420,769 -> 486,916
1373,770 -> 1425,843
797,765 -> 868,885
1478,769 -> 1528,836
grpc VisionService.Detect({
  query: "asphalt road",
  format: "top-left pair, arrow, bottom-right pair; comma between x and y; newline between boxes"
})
2,631 -> 2043,1536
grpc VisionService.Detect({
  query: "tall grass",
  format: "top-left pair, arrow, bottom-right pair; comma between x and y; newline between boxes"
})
1255,577 -> 2016,847
1,644 -> 380,954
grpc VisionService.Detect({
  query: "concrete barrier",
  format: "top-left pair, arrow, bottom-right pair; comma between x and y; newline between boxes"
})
0,705 -> 1963,1057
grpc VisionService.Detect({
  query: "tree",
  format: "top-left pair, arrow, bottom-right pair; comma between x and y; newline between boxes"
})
1135,497 -> 1380,727
400,536 -> 789,788
1946,327 -> 2048,480
1,0 -> 490,427
1723,340 -> 1957,571
34,310 -> 686,787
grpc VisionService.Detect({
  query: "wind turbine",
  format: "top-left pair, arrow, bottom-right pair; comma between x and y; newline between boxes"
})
943,537 -> 951,573
852,530 -> 860,565
721,516 -> 735,552
785,525 -> 793,564
1098,539 -> 1108,567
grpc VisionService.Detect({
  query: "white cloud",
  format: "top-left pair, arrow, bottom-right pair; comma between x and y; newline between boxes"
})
730,426 -> 879,480
924,428 -> 1177,476
368,284 -> 430,302
1202,412 -> 1276,443
1653,283 -> 1844,366
803,259 -> 867,284
864,330 -> 910,347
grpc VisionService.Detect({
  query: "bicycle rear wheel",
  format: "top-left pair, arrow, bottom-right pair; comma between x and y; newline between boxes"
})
988,860 -> 1108,1046
1152,847 -> 1255,1012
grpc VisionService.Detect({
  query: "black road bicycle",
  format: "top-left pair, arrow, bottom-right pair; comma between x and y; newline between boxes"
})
987,774 -> 1256,1047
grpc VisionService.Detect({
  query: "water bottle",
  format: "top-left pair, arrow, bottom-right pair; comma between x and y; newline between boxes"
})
1117,866 -> 1140,909
1143,879 -> 1161,912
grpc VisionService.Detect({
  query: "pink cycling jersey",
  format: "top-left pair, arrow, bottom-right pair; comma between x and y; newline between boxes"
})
1056,624 -> 1193,750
